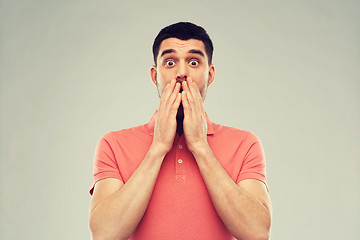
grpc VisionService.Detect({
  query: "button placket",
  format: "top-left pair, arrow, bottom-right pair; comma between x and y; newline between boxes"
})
175,139 -> 185,177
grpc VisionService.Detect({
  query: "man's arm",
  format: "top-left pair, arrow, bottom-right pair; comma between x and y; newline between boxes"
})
181,78 -> 272,240
89,80 -> 181,240
192,147 -> 272,240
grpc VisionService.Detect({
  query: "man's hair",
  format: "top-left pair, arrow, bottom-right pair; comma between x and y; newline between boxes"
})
152,22 -> 214,66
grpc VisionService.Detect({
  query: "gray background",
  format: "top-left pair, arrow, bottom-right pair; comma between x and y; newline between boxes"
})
0,0 -> 359,239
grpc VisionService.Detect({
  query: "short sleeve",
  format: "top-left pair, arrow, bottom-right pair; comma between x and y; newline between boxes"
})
89,133 -> 123,195
236,132 -> 268,191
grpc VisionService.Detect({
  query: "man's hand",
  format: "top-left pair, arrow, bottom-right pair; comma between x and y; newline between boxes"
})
181,77 -> 209,154
89,81 -> 181,239
152,79 -> 182,155
181,78 -> 272,240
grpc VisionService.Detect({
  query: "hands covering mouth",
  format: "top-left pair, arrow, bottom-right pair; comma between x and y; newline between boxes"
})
154,77 -> 208,154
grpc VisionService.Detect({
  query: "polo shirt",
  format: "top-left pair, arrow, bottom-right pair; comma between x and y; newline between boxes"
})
90,111 -> 267,240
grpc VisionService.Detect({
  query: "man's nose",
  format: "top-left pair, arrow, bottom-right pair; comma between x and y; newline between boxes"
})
176,62 -> 188,82
176,74 -> 187,82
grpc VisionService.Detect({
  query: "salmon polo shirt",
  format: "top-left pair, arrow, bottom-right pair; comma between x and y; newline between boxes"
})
90,111 -> 268,240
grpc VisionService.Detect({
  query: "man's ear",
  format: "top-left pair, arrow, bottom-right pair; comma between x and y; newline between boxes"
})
150,65 -> 157,86
207,64 -> 215,86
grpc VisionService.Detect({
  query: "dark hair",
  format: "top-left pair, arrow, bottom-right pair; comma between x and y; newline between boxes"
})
152,22 -> 214,66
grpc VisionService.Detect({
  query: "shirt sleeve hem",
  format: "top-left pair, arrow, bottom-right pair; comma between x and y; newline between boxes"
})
89,172 -> 123,195
236,172 -> 269,192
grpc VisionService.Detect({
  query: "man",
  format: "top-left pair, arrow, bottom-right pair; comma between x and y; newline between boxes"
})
89,22 -> 272,240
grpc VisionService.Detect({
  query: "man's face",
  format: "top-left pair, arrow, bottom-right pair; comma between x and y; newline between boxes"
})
151,38 -> 215,100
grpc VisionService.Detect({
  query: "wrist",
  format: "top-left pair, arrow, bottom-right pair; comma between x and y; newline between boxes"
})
189,141 -> 212,158
148,142 -> 169,159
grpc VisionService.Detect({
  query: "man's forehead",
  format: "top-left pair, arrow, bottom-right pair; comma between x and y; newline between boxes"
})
159,38 -> 206,55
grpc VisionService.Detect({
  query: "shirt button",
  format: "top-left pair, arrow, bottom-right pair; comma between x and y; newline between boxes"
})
179,145 -> 183,149
178,159 -> 183,164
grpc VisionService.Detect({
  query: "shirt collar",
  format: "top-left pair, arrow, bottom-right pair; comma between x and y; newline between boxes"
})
147,110 -> 214,136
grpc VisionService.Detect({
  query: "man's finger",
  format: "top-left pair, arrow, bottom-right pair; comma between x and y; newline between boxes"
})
166,82 -> 181,116
181,85 -> 191,115
182,79 -> 197,111
170,93 -> 182,115
159,79 -> 176,110
165,79 -> 177,98
187,77 -> 202,108
167,82 -> 181,106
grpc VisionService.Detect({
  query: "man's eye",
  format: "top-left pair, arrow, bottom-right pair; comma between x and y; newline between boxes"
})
189,60 -> 199,66
165,60 -> 175,67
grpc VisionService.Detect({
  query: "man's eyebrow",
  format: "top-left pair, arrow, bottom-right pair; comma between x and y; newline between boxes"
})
188,49 -> 205,57
160,49 -> 205,58
160,49 -> 175,57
